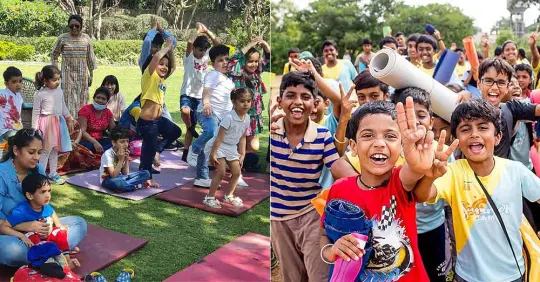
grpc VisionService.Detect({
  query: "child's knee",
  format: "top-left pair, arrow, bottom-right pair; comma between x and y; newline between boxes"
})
181,107 -> 191,116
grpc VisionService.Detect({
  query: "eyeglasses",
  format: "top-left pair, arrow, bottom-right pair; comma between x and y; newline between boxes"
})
481,78 -> 508,88
69,24 -> 80,29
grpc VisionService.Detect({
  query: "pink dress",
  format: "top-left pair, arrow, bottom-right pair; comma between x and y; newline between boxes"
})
32,87 -> 72,153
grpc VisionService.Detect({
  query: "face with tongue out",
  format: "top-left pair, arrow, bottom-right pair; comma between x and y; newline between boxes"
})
456,119 -> 501,163
479,67 -> 509,107
278,84 -> 316,126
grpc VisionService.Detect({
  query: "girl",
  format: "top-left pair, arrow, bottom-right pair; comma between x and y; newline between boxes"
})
101,75 -> 126,122
203,88 -> 251,208
32,65 -> 75,185
502,40 -> 521,66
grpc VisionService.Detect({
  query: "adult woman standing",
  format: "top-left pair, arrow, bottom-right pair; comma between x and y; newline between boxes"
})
51,14 -> 97,117
0,129 -> 87,266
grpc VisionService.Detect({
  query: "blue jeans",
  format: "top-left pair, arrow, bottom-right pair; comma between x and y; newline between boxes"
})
80,138 -> 112,153
191,112 -> 217,179
180,95 -> 200,127
102,170 -> 151,193
0,216 -> 87,267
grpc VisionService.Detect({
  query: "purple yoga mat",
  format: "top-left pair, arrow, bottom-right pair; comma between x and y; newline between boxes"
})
66,151 -> 196,200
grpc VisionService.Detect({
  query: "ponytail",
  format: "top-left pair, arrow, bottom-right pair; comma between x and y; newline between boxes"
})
34,65 -> 61,90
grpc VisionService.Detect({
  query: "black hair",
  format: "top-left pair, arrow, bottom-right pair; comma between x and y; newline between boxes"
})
494,46 -> 503,56
242,47 -> 262,89
515,63 -> 533,78
379,36 -> 398,50
288,47 -> 300,55
141,53 -> 171,76
231,87 -> 251,101
34,65 -> 60,90
68,14 -> 83,26
1,129 -> 43,167
518,48 -> 527,59
407,33 -> 421,44
353,71 -> 389,93
346,101 -> 396,140
152,33 -> 164,47
450,99 -> 502,138
502,40 -> 517,53
445,83 -> 465,93
479,57 -> 514,82
321,40 -> 338,52
306,57 -> 323,76
455,48 -> 464,53
362,38 -> 372,46
417,35 -> 438,51
395,32 -> 404,38
101,75 -> 119,94
110,126 -> 131,141
477,51 -> 484,60
279,71 -> 317,98
193,35 -> 211,51
209,44 -> 230,63
3,66 -> 22,82
93,86 -> 111,101
390,87 -> 432,114
22,173 -> 51,201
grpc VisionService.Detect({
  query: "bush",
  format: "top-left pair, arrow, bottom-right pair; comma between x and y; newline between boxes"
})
0,41 -> 35,60
98,14 -> 169,40
0,0 -> 67,37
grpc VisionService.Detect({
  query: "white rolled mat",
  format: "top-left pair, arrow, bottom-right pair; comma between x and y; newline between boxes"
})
369,49 -> 458,122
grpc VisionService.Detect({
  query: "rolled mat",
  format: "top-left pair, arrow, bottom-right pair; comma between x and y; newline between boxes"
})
463,36 -> 479,70
433,49 -> 459,85
369,49 -> 458,122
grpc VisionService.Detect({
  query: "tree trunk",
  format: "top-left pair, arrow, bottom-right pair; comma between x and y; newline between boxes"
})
244,0 -> 253,39
95,0 -> 106,40
156,0 -> 164,16
88,0 -> 95,38
185,0 -> 202,30
180,9 -> 185,31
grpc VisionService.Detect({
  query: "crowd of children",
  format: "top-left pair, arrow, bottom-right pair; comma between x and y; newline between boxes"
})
272,27 -> 540,282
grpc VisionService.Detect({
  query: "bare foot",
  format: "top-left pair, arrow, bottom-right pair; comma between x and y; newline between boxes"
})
154,153 -> 161,168
148,179 -> 161,188
70,247 -> 80,254
68,258 -> 81,269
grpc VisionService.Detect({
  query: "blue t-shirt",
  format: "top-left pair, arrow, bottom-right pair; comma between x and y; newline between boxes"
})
319,114 -> 339,189
7,201 -> 54,227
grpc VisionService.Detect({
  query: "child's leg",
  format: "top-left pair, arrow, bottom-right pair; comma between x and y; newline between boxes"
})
246,134 -> 260,152
47,226 -> 70,252
39,150 -> 51,172
226,159 -> 242,196
156,116 -> 182,153
191,113 -> 217,155
48,148 -> 59,176
208,158 -> 227,197
136,118 -> 159,176
418,223 -> 447,282
102,171 -> 151,192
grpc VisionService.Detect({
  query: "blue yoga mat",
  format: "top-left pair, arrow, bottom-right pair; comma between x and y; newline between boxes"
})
433,49 -> 459,85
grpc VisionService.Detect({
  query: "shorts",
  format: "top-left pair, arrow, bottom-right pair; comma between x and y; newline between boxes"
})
180,95 -> 200,126
204,141 -> 240,161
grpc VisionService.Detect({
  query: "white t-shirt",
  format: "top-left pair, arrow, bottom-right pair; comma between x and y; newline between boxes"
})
198,70 -> 234,119
99,148 -> 118,184
180,52 -> 209,99
219,110 -> 250,145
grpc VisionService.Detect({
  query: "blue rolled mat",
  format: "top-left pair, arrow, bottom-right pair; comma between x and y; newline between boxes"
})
433,49 -> 459,85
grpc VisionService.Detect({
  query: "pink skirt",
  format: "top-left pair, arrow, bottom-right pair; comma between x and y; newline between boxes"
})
37,115 -> 72,153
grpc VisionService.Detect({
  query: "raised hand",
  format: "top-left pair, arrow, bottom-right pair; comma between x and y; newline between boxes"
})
196,22 -> 207,34
396,97 -> 434,174
289,58 -> 315,74
156,21 -> 163,33
450,42 -> 457,51
270,103 -> 285,133
530,27 -> 538,46
424,130 -> 459,179
481,33 -> 489,49
150,16 -> 157,29
164,37 -> 173,51
340,84 -> 357,121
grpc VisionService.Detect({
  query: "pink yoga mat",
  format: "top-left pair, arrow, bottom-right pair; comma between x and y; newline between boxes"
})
156,172 -> 270,216
530,146 -> 540,177
66,151 -> 197,200
163,233 -> 270,282
0,224 -> 148,281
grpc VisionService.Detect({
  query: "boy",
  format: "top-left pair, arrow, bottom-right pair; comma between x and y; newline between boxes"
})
0,66 -> 23,138
416,35 -> 462,85
406,33 -> 422,67
321,40 -> 357,91
187,45 -> 235,188
379,36 -> 398,51
180,23 -> 219,162
270,71 -> 339,282
354,39 -> 373,72
395,31 -> 407,55
283,47 -> 300,75
100,127 -> 151,192
462,52 -> 484,99
515,63 -> 533,99
414,99 -> 540,282
454,48 -> 470,79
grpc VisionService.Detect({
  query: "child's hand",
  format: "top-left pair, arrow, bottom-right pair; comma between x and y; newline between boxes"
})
164,37 -> 173,51
290,59 -> 315,74
450,42 -> 457,51
397,97 -> 434,174
424,130 -> 459,179
203,103 -> 213,116
210,153 -> 219,167
471,67 -> 479,81
340,84 -> 357,122
530,30 -> 538,47
20,236 -> 34,247
117,147 -> 126,160
156,21 -> 163,33
269,104 -> 285,133
433,29 -> 441,40
329,234 -> 366,263
455,90 -> 472,104
150,16 -> 157,29
196,22 -> 207,34
239,155 -> 245,167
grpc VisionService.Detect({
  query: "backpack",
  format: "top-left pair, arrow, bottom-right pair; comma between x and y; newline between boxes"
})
520,215 -> 540,282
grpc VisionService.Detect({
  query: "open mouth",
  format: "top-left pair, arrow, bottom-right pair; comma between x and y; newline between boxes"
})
291,107 -> 304,119
370,153 -> 389,165
469,142 -> 484,153
487,93 -> 500,102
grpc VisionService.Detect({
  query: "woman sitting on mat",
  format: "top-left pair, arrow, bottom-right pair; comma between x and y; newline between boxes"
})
0,129 -> 87,267
78,87 -> 116,154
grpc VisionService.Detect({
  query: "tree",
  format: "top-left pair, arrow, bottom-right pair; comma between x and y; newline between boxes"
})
243,0 -> 270,39
164,0 -> 202,31
50,0 -> 78,14
271,0 -> 302,73
497,28 -> 516,46
87,0 -> 121,39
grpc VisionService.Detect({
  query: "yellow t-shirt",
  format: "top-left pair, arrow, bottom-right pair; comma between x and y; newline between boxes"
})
419,65 -> 435,76
283,63 -> 295,75
140,68 -> 165,107
534,63 -> 540,89
322,60 -> 344,81
454,63 -> 470,78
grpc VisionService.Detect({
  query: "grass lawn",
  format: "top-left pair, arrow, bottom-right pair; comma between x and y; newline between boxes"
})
0,62 -> 271,281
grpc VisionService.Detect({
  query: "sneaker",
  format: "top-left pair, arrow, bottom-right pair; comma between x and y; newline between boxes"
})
50,173 -> 66,185
115,268 -> 134,282
194,178 -> 212,188
223,194 -> 243,207
164,142 -> 177,151
187,147 -> 198,167
175,140 -> 185,151
237,175 -> 249,187
203,195 -> 222,208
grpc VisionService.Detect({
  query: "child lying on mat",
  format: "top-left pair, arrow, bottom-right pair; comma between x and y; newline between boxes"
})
0,173 -> 80,269
100,127 -> 154,192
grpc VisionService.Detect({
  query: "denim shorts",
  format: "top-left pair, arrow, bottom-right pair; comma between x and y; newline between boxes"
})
180,95 -> 201,111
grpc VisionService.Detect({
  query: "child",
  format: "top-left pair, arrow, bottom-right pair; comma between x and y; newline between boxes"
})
270,71 -> 340,282
202,88 -> 251,208
462,52 -> 483,99
118,95 -> 142,137
454,48 -> 470,79
414,99 -> 540,282
180,22 -> 219,162
0,173 -> 80,268
101,75 -> 126,122
100,127 -> 151,192
379,36 -> 398,51
515,63 -> 533,99
187,45 -> 236,188
32,65 -> 75,185
283,47 -> 300,75
354,39 -> 373,73
502,40 -> 520,66
0,66 -> 24,139
416,35 -> 462,85
320,99 -> 437,281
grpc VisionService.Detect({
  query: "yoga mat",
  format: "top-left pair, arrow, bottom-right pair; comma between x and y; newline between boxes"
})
0,224 -> 148,281
163,233 -> 270,282
66,151 -> 196,200
156,172 -> 269,217
463,36 -> 479,70
369,48 -> 458,122
433,49 -> 459,85
530,146 -> 540,178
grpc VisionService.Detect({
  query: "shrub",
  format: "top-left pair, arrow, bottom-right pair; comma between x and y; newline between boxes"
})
98,14 -> 169,40
0,41 -> 35,60
0,0 -> 67,37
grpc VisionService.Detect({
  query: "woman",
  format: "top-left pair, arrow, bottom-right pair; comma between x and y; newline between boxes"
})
78,87 -> 115,154
51,14 -> 96,117
0,129 -> 87,266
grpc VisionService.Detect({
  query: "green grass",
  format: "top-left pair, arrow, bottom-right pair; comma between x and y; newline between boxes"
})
0,62 -> 271,281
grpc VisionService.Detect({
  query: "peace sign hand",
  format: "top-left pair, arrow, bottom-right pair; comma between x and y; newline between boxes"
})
396,97 -> 434,174
340,84 -> 357,122
424,130 -> 459,179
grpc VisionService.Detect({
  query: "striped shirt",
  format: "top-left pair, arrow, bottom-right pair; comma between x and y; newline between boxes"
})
271,118 -> 339,221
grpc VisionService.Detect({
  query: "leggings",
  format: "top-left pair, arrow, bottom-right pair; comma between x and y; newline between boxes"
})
137,116 -> 181,177
40,148 -> 58,176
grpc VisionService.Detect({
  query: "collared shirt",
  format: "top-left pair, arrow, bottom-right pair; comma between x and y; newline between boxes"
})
270,118 -> 339,221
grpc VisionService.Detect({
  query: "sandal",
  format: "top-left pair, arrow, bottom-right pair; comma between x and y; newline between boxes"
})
115,268 -> 134,282
223,195 -> 243,207
203,196 -> 222,209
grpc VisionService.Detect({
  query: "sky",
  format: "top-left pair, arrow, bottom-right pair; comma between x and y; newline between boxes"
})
289,0 -> 540,33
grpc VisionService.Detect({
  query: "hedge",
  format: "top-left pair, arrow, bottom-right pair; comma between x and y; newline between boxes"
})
0,41 -> 35,61
0,0 -> 67,37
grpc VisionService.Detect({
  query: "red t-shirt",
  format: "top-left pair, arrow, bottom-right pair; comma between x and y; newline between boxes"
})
323,166 -> 428,282
78,104 -> 113,140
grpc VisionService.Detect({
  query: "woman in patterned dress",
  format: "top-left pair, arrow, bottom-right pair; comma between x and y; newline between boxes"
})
51,14 -> 96,117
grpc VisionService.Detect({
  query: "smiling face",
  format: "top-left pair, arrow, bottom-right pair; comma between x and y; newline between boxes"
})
69,19 -> 82,37
104,82 -> 117,95
5,76 -> 23,93
45,73 -> 61,90
510,77 -> 523,99
246,51 -> 260,74
479,67 -> 509,106
322,45 -> 338,64
417,42 -> 434,65
213,54 -> 229,74
94,92 -> 108,105
310,95 -> 329,123
503,43 -> 518,63
407,41 -> 417,59
27,184 -> 52,207
356,86 -> 387,105
350,113 -> 401,177
455,118 -> 500,164
432,117 -> 451,146
278,85 -> 315,126
14,138 -> 43,170
156,57 -> 169,78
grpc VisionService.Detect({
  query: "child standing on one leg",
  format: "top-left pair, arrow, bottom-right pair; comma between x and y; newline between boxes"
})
32,65 -> 75,185
100,127 -> 151,193
203,88 -> 251,208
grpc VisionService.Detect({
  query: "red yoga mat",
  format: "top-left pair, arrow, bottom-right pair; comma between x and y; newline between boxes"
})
463,36 -> 479,70
163,233 -> 270,282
